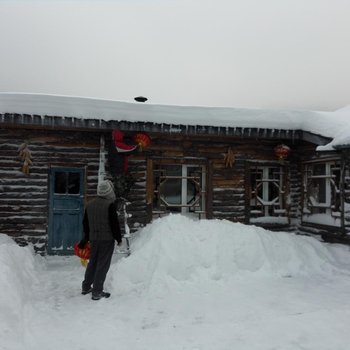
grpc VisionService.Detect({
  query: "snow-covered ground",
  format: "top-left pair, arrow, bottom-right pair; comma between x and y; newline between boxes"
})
2,215 -> 350,350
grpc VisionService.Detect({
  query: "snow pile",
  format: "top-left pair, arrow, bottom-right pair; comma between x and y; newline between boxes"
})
2,219 -> 350,350
111,215 -> 345,296
0,234 -> 38,346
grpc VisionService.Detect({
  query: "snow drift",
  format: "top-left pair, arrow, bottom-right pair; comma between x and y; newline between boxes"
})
0,234 -> 39,348
111,215 -> 348,296
2,217 -> 350,350
0,234 -> 37,309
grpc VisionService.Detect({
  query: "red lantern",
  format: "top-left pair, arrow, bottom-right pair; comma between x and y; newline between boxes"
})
133,133 -> 151,150
274,144 -> 291,161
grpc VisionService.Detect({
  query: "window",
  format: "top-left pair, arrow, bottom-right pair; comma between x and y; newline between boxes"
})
153,164 -> 206,216
250,165 -> 286,221
54,171 -> 80,195
303,161 -> 341,216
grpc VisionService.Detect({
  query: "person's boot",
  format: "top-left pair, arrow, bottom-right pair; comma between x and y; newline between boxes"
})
91,291 -> 111,300
81,287 -> 92,295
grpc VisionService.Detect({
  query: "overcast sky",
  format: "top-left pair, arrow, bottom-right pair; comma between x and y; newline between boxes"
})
0,0 -> 349,111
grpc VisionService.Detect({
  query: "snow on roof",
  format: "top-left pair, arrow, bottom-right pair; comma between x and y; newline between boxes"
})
316,106 -> 350,151
0,92 -> 349,150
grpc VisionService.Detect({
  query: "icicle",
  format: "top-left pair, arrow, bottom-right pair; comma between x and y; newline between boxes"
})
116,198 -> 132,256
97,134 -> 106,188
123,200 -> 132,256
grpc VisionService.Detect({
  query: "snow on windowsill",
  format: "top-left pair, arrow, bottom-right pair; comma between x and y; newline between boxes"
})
250,216 -> 289,224
302,214 -> 341,227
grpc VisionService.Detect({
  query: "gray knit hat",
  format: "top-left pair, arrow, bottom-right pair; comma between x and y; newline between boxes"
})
97,180 -> 116,200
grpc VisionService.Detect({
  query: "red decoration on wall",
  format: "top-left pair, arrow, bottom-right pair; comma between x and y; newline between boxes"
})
111,130 -> 151,173
112,130 -> 138,173
112,130 -> 137,153
274,144 -> 291,162
133,133 -> 151,150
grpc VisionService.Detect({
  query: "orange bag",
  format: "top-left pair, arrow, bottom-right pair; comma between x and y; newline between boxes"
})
74,242 -> 90,267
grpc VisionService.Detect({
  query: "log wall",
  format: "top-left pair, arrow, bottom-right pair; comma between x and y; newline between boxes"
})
124,133 -> 304,229
0,127 -> 101,252
126,157 -> 148,231
1,125 -> 323,250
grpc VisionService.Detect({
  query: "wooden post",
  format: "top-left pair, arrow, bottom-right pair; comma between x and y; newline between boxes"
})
146,158 -> 153,222
206,160 -> 213,219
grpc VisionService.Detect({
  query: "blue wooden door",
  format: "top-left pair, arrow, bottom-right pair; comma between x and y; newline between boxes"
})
48,167 -> 85,255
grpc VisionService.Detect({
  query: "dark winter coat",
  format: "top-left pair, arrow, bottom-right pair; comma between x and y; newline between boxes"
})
80,197 -> 122,245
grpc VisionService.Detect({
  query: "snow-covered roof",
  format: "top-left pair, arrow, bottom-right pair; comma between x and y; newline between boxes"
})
0,93 -> 349,150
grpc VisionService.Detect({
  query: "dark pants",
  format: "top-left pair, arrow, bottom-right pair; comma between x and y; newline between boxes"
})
82,240 -> 115,294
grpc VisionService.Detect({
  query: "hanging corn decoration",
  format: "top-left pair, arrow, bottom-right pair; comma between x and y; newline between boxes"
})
224,147 -> 235,168
18,142 -> 33,175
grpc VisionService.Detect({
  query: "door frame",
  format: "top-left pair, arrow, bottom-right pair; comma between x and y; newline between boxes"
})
47,166 -> 85,255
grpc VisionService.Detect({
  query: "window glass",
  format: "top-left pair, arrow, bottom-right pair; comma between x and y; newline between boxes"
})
313,163 -> 326,176
161,178 -> 182,205
54,172 -> 67,194
309,177 -> 326,204
187,167 -> 201,210
68,172 -> 80,194
331,165 -> 341,211
165,165 -> 182,176
54,171 -> 80,194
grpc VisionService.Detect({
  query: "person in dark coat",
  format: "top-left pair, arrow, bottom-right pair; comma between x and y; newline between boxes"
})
78,179 -> 122,300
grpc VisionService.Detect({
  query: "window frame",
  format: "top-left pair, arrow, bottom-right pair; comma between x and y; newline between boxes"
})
248,164 -> 288,223
152,162 -> 206,217
303,159 -> 342,220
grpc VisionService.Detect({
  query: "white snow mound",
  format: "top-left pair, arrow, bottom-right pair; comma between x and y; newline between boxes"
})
0,234 -> 38,343
111,215 -> 347,295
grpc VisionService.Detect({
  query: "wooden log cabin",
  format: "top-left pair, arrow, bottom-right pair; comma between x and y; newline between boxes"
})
1,93 -> 350,254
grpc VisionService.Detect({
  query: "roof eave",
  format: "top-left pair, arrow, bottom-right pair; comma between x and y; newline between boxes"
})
0,112 -> 330,144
